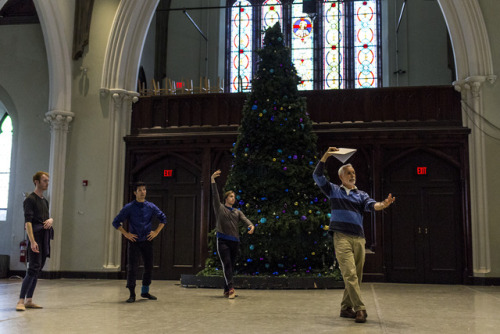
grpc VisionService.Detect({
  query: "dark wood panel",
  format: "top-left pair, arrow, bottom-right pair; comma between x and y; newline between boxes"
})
172,195 -> 197,267
387,191 -> 421,282
383,150 -> 464,284
424,186 -> 462,283
131,86 -> 462,133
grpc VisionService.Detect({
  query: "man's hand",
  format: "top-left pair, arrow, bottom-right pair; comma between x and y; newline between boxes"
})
43,218 -> 53,229
211,170 -> 221,183
377,193 -> 396,210
321,147 -> 339,162
247,225 -> 255,235
31,241 -> 40,253
147,230 -> 159,241
123,232 -> 138,242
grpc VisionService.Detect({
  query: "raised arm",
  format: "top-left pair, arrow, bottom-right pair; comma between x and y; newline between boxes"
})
211,170 -> 223,213
313,147 -> 339,197
320,147 -> 339,163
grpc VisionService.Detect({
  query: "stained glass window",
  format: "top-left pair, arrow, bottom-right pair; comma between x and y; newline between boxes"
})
262,0 -> 283,44
323,0 -> 345,89
354,0 -> 378,88
227,0 -> 381,91
291,1 -> 314,90
230,0 -> 253,92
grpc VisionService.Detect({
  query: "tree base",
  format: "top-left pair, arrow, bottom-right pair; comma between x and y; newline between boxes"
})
180,274 -> 344,289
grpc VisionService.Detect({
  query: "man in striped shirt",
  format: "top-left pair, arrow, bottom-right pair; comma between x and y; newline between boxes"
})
313,147 -> 395,323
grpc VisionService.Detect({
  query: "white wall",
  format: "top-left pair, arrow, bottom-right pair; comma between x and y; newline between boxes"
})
141,14 -> 156,87
59,0 -> 121,271
166,0 -> 225,87
0,24 -> 50,269
384,0 -> 453,87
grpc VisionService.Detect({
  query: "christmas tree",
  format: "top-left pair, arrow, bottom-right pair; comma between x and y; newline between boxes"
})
204,23 -> 336,277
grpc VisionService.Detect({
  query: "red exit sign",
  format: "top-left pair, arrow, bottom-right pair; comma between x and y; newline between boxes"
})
417,167 -> 427,175
163,169 -> 174,177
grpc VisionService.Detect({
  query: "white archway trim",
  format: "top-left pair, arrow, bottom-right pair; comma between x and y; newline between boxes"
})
438,0 -> 496,83
33,0 -> 74,115
100,0 -> 158,269
33,0 -> 75,272
438,0 -> 495,275
101,0 -> 159,93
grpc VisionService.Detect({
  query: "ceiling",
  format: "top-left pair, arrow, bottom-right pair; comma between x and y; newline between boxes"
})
0,0 -> 38,25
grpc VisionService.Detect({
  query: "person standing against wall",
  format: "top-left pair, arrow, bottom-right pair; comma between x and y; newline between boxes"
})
112,181 -> 167,303
16,171 -> 54,311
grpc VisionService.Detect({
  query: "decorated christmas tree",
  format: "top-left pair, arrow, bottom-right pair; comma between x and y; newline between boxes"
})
204,23 -> 336,277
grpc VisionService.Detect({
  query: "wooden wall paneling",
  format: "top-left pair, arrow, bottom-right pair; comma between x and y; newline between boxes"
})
152,98 -> 164,128
167,98 -> 179,127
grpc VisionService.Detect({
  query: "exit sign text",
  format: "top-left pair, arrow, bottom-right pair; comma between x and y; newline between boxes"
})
417,167 -> 427,175
163,169 -> 173,177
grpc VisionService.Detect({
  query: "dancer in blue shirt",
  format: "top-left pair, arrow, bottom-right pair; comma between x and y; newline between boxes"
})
112,181 -> 167,303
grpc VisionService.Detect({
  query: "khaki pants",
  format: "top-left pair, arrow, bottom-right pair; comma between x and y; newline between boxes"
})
333,232 -> 366,312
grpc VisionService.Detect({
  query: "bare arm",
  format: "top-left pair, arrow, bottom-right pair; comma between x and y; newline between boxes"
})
25,222 -> 39,253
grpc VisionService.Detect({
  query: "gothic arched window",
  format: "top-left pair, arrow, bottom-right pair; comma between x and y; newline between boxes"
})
0,113 -> 12,221
227,0 -> 381,92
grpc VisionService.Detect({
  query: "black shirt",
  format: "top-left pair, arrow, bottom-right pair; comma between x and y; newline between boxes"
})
24,192 -> 49,233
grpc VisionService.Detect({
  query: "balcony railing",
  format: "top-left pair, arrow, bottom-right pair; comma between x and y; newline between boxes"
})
131,86 -> 462,134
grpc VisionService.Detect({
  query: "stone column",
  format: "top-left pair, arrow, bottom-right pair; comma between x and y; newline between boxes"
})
44,111 -> 74,272
454,74 -> 496,275
100,89 -> 139,270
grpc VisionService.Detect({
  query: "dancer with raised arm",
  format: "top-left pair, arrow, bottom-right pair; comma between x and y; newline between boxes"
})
211,170 -> 255,299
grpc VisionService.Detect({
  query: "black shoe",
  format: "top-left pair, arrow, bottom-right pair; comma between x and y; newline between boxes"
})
141,293 -> 157,300
126,295 -> 136,303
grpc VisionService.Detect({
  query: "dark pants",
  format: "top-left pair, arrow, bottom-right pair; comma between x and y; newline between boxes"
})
19,230 -> 47,299
126,240 -> 153,291
217,238 -> 239,291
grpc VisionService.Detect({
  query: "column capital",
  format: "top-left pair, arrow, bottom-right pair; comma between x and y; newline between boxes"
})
100,88 -> 139,103
44,110 -> 75,132
454,75 -> 497,99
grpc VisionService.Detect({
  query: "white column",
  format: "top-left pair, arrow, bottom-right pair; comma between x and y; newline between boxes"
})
44,111 -> 74,271
454,75 -> 496,275
101,89 -> 139,270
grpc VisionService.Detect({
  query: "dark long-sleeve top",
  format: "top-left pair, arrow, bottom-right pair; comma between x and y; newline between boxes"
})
211,183 -> 253,242
313,161 -> 376,237
23,192 -> 54,257
112,200 -> 167,242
